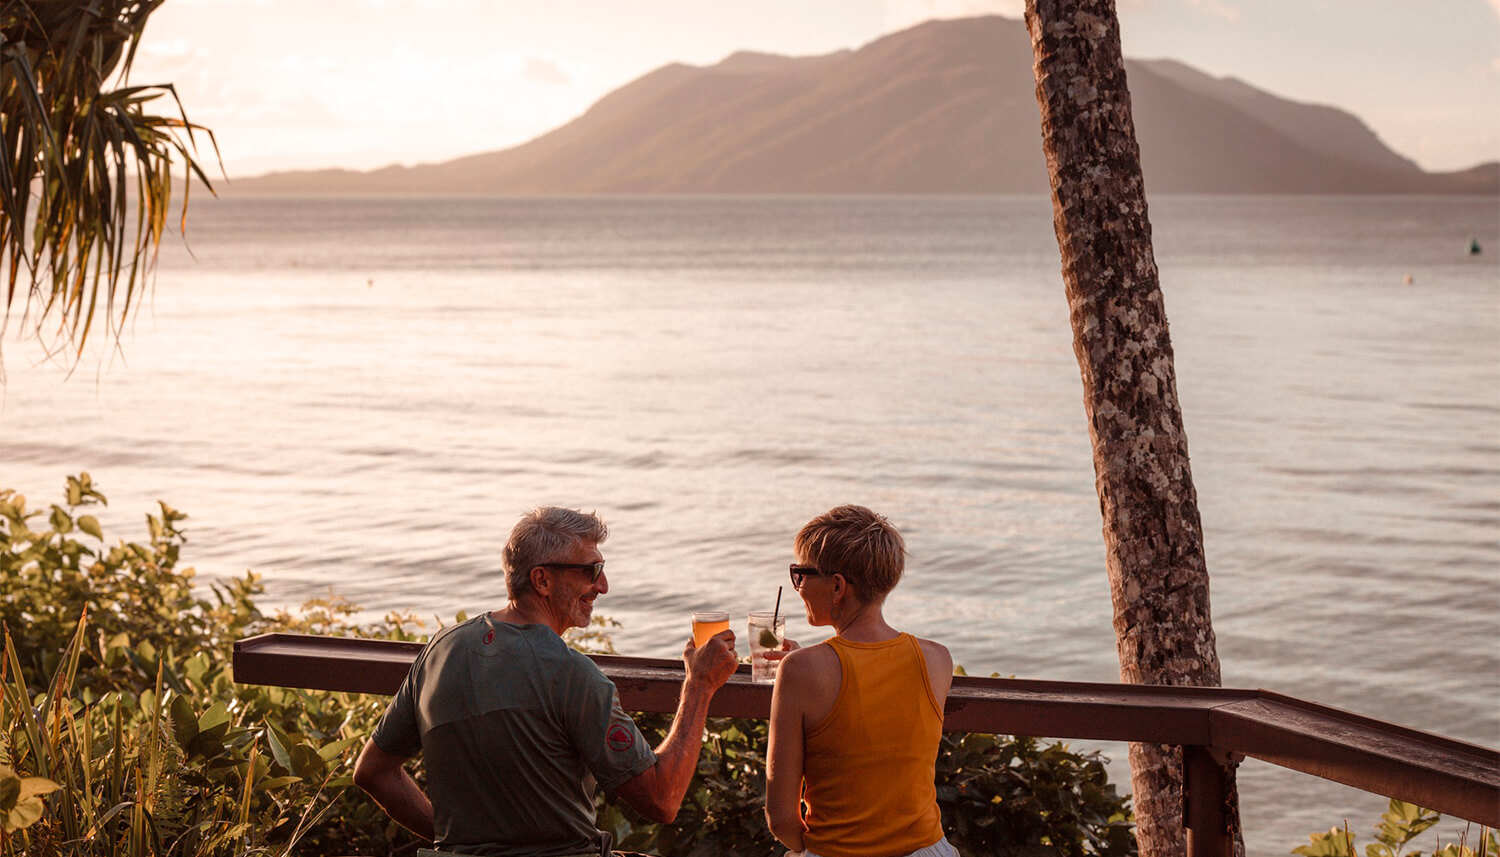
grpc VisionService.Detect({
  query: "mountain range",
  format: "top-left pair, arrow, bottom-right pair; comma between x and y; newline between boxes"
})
236,16 -> 1498,195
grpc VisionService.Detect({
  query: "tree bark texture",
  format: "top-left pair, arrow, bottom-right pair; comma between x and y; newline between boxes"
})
1023,3 -> 1238,856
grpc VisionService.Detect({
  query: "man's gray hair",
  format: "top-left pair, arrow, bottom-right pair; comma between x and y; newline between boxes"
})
502,507 -> 609,599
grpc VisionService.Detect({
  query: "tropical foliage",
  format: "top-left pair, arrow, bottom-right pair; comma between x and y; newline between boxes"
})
1293,800 -> 1498,857
1,476 -> 421,856
0,0 -> 217,366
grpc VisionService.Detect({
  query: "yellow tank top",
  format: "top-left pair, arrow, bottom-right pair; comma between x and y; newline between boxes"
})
801,633 -> 945,857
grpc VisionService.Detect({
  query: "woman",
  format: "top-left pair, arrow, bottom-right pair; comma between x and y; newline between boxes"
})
765,505 -> 957,857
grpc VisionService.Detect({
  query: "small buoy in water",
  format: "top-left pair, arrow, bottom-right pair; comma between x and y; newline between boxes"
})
1469,237 -> 1483,255
1403,273 -> 1414,285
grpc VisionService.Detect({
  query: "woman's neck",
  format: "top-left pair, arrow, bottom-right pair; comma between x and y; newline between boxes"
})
833,601 -> 897,642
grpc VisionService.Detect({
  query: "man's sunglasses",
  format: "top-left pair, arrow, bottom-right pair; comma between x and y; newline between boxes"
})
789,564 -> 830,590
539,562 -> 606,584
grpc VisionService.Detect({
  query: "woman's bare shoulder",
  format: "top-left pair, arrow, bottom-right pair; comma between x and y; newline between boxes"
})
776,641 -> 843,727
781,639 -> 839,673
913,636 -> 955,686
913,635 -> 951,660
777,640 -> 842,695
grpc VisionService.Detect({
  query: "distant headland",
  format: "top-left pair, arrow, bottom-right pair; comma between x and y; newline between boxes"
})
233,16 -> 1499,196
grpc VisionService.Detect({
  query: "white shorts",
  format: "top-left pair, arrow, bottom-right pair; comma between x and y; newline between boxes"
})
794,836 -> 961,857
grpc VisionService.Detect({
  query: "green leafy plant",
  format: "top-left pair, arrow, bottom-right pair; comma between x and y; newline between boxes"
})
937,732 -> 1134,857
2,474 -> 260,700
0,610 -> 342,856
1294,800 -> 1497,857
0,764 -> 59,834
0,475 -> 422,856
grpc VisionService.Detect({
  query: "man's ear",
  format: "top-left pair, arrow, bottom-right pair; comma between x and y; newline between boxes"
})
530,566 -> 552,596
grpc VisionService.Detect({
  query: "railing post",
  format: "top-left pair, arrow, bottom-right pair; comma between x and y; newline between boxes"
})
1183,744 -> 1235,857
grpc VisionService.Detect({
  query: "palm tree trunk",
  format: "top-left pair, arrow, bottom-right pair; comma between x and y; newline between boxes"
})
1022,3 -> 1239,856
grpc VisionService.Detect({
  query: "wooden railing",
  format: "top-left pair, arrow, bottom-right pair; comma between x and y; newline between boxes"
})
233,633 -> 1500,857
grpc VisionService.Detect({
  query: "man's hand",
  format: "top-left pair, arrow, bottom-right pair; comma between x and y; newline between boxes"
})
683,629 -> 739,691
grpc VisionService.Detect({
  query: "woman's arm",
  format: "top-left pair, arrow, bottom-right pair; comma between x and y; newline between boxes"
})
765,648 -> 811,852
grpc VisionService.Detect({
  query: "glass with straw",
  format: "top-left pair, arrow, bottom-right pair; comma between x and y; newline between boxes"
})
748,586 -> 787,684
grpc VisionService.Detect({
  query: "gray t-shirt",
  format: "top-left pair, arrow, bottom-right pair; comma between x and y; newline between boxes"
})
371,614 -> 656,856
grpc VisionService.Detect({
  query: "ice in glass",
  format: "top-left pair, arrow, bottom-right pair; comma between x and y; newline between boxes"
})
748,611 -> 786,684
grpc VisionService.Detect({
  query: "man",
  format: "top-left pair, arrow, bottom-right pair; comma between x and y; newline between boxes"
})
353,506 -> 739,856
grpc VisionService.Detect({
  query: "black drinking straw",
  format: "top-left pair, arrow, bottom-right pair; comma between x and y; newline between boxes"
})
772,585 -> 783,628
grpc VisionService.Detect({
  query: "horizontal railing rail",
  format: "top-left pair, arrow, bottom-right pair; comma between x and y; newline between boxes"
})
234,632 -> 1500,854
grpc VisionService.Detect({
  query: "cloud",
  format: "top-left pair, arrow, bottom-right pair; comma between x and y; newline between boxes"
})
1186,0 -> 1240,23
138,38 -> 192,58
884,0 -> 1025,31
1487,0 -> 1500,77
521,57 -> 571,86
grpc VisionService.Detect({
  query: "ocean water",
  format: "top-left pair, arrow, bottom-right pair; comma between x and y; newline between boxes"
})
2,194 -> 1496,853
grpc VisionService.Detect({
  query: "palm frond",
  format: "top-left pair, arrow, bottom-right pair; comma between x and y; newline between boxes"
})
1,0 -> 220,369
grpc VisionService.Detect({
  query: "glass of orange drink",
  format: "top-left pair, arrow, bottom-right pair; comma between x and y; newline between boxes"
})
691,611 -> 731,648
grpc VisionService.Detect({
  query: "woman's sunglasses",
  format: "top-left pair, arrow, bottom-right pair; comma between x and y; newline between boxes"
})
789,564 -> 830,590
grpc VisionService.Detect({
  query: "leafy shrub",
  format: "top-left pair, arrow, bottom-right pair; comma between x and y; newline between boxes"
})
1,476 -> 422,856
0,615 -> 354,855
1294,800 -> 1498,857
937,732 -> 1133,857
1,473 -> 259,700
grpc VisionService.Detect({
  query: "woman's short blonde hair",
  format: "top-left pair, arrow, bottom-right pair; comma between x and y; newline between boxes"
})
794,505 -> 906,604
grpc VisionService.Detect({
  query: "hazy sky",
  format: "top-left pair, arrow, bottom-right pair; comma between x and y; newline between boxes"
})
129,0 -> 1500,178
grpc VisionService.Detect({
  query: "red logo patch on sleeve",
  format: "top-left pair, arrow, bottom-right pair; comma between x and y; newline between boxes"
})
606,724 -> 635,752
